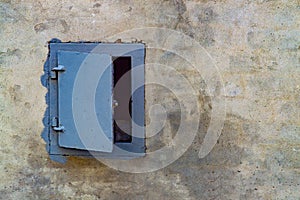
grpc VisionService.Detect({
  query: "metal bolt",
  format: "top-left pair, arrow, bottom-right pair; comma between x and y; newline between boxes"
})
113,100 -> 118,108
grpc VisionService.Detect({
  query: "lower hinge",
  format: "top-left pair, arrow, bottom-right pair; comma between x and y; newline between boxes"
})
51,117 -> 64,132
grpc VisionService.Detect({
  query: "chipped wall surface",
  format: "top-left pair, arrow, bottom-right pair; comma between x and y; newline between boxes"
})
0,0 -> 300,199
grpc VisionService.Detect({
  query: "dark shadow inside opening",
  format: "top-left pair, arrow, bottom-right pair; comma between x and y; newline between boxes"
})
113,57 -> 132,143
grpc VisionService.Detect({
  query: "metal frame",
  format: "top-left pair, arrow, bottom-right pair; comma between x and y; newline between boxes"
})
42,41 -> 145,161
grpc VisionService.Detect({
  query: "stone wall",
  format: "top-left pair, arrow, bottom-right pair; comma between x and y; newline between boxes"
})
0,0 -> 299,199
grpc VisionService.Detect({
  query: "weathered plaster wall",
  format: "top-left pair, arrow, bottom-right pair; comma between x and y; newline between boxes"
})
0,0 -> 299,199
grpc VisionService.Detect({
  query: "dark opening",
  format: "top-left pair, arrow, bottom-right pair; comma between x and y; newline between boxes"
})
113,57 -> 132,143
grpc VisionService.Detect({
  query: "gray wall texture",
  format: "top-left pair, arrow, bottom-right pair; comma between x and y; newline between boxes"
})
0,0 -> 299,199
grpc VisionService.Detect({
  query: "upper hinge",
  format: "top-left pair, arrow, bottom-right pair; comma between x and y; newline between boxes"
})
50,65 -> 65,79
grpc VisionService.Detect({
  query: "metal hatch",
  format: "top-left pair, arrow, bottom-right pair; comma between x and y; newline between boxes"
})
56,51 -> 113,152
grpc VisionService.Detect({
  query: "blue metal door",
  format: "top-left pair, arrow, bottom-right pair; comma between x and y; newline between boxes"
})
57,51 -> 113,152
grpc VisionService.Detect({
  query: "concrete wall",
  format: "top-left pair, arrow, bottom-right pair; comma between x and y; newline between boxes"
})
0,0 -> 299,199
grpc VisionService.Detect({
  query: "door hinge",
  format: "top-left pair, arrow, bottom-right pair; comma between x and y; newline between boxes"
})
50,65 -> 65,79
51,117 -> 64,132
